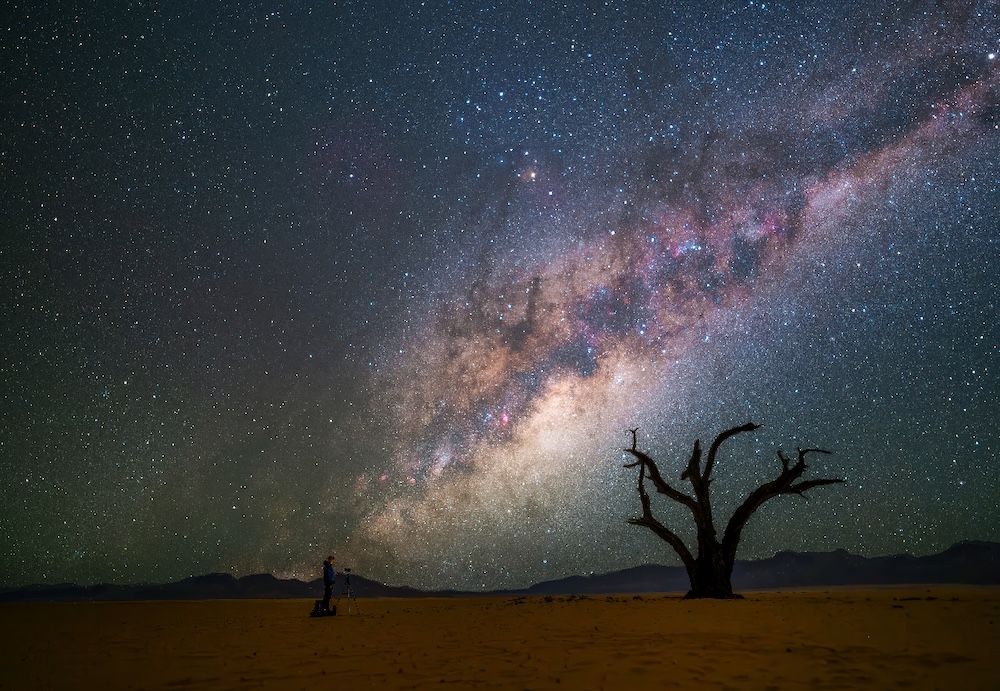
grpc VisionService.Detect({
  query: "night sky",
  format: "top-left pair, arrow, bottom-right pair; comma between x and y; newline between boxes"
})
2,0 -> 998,592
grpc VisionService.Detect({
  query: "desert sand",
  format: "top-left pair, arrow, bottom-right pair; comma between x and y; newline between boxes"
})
2,588 -> 998,690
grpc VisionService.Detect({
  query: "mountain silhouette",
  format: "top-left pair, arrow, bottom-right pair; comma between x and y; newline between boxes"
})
3,541 -> 997,602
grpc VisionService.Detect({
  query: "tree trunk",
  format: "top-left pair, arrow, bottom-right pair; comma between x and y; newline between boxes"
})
686,543 -> 740,599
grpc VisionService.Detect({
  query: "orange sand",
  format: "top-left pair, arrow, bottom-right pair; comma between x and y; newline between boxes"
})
2,588 -> 998,690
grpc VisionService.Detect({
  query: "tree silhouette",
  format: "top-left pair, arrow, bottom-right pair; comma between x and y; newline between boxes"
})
623,422 -> 844,599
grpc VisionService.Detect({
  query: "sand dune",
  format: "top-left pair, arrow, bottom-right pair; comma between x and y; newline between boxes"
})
3,588 -> 998,690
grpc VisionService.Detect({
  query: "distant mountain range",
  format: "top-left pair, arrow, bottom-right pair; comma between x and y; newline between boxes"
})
3,541 -> 998,603
525,540 -> 1000,595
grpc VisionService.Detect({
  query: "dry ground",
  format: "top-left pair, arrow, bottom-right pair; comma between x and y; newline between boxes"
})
2,588 -> 998,690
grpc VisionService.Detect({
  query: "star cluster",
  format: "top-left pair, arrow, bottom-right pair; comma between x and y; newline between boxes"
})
2,0 -> 998,591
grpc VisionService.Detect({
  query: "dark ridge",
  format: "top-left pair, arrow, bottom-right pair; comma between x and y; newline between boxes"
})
2,541 -> 997,603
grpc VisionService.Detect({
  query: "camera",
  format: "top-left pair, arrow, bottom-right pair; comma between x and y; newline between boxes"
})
344,567 -> 352,573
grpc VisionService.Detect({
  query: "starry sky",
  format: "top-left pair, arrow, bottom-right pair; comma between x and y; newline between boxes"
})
2,0 -> 998,591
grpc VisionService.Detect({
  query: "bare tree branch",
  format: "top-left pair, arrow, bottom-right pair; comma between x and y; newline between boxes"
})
629,460 -> 695,570
624,429 -> 697,511
705,422 -> 761,481
679,439 -> 702,482
721,448 -> 843,565
786,478 -> 845,495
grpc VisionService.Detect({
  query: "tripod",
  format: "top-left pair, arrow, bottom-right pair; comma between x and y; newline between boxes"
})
335,571 -> 360,614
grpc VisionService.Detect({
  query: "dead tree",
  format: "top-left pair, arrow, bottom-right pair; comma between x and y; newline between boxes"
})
624,422 -> 844,599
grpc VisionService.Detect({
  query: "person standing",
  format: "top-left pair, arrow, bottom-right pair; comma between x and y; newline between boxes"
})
321,556 -> 336,612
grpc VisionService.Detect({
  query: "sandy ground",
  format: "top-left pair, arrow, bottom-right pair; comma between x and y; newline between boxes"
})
2,588 -> 998,690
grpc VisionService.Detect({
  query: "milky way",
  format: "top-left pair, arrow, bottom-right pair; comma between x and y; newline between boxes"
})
2,0 -> 998,590
349,7 -> 1000,587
